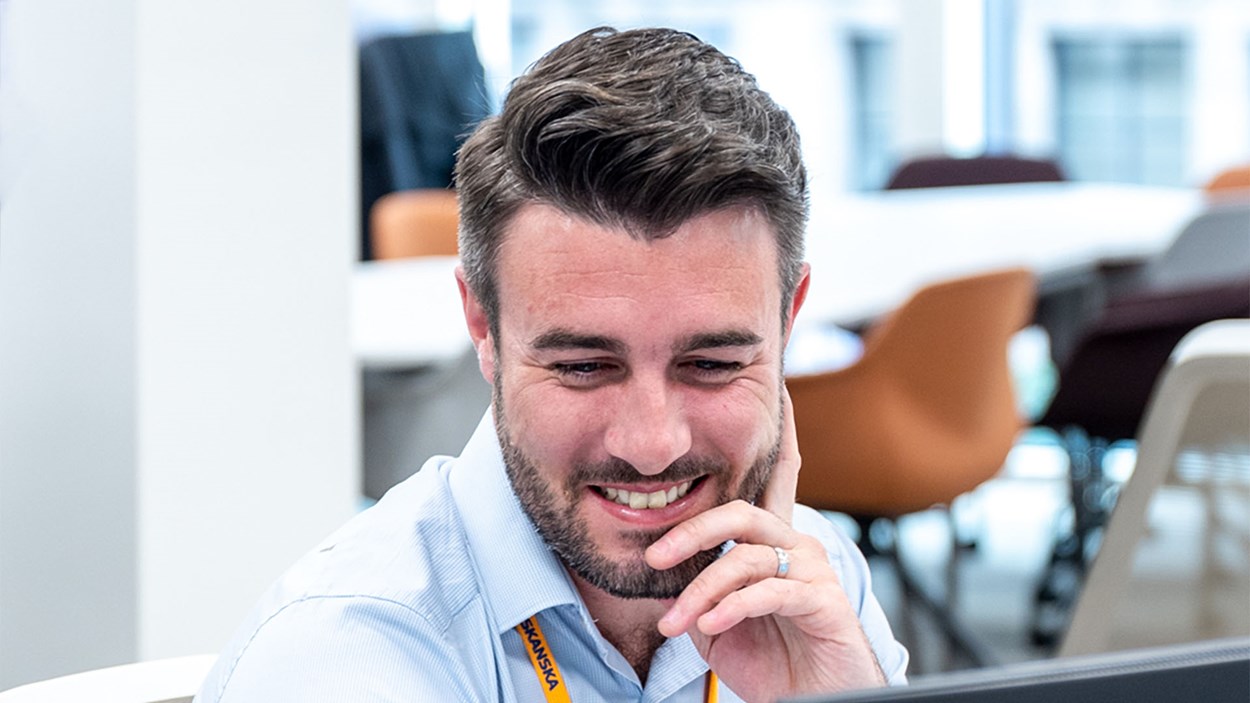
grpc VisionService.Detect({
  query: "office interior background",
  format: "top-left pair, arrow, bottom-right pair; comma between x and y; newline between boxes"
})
1,0 -> 1248,692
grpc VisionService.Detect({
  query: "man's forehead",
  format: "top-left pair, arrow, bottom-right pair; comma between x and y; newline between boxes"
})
495,202 -> 779,269
489,204 -> 787,351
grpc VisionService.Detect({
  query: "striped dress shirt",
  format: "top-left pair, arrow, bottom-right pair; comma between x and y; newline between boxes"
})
195,413 -> 908,702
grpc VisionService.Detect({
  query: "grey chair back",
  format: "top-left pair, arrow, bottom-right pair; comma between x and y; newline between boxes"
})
1145,203 -> 1250,291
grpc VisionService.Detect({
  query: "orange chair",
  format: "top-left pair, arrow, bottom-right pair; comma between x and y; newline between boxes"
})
1204,164 -> 1250,198
787,267 -> 1036,669
370,188 -> 460,259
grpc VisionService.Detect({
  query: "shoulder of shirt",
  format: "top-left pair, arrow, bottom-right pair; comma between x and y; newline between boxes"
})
249,457 -> 478,636
791,503 -> 841,544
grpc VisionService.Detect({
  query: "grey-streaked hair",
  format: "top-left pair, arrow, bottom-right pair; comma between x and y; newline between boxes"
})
455,26 -> 808,334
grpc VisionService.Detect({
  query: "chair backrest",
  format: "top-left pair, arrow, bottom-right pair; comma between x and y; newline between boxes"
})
1039,278 -> 1250,442
1204,164 -> 1250,196
0,654 -> 216,703
788,268 -> 1036,517
1143,203 -> 1250,292
370,188 -> 459,259
357,30 -> 489,259
885,154 -> 1065,190
1060,320 -> 1250,657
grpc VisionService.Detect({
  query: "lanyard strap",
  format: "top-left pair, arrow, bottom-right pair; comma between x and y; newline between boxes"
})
516,616 -> 718,703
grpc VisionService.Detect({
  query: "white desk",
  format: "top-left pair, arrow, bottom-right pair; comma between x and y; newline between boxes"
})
352,256 -> 467,370
353,183 -> 1205,369
801,182 -> 1205,326
0,654 -> 217,703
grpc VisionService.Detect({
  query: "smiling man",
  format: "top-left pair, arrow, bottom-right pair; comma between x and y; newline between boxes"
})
196,27 -> 907,703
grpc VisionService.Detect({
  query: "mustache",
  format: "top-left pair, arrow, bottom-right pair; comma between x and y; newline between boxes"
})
566,455 -> 728,487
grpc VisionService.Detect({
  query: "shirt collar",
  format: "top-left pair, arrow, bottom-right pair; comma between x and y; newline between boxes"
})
446,410 -> 583,635
446,411 -> 714,693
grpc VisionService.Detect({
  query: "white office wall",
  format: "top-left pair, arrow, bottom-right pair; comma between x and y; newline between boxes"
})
0,0 -> 141,686
0,0 -> 358,688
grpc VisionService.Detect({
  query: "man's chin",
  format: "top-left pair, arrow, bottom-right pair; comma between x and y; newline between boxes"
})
563,545 -> 722,600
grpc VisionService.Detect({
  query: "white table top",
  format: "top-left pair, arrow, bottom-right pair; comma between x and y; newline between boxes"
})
353,182 -> 1205,369
352,256 -> 467,370
801,181 -> 1205,326
0,654 -> 217,703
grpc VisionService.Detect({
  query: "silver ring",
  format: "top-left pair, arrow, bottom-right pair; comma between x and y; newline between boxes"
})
773,546 -> 791,579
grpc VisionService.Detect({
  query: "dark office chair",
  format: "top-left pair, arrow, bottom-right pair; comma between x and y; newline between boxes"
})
884,154 -> 1066,190
1040,202 -> 1250,370
358,31 -> 490,260
1029,277 -> 1250,647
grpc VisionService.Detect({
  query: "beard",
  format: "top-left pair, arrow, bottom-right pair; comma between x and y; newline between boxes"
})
493,377 -> 782,600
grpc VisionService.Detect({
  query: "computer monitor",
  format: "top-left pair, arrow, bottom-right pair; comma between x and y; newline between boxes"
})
787,637 -> 1250,703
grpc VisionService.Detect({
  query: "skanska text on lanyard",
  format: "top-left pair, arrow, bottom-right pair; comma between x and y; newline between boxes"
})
516,615 -> 719,703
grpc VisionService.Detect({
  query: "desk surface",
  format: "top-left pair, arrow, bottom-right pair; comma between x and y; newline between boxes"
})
353,256 -> 466,370
354,182 -> 1205,369
801,181 -> 1204,325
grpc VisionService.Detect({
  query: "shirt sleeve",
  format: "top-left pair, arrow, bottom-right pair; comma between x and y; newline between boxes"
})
793,506 -> 910,685
196,595 -> 492,703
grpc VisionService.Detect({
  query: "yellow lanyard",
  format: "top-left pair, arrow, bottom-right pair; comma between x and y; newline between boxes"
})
516,615 -> 718,703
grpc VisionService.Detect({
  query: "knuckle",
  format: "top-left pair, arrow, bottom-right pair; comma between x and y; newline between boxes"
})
684,570 -> 721,603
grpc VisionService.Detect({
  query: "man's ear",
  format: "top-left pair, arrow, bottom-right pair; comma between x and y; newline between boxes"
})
783,263 -> 811,347
456,266 -> 496,383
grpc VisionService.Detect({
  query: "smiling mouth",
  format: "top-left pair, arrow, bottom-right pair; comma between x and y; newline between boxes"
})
592,478 -> 701,509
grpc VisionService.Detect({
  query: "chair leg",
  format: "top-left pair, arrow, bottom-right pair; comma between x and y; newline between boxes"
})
890,516 -> 996,670
844,512 -> 993,670
1029,427 -> 1115,648
890,535 -> 995,660
950,493 -> 982,553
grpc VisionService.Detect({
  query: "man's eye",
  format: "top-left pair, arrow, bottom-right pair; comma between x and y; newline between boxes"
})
549,361 -> 626,387
685,359 -> 744,379
552,361 -> 607,376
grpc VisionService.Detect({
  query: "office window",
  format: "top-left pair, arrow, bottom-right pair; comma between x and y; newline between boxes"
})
850,33 -> 895,190
1053,37 -> 1188,185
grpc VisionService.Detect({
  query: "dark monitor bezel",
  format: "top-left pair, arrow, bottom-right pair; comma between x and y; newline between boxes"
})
786,637 -> 1250,703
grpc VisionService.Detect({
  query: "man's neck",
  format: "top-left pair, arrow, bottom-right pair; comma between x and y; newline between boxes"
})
568,570 -> 671,685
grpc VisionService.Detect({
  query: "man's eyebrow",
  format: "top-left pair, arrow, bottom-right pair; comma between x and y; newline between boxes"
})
675,330 -> 764,354
530,329 -> 627,355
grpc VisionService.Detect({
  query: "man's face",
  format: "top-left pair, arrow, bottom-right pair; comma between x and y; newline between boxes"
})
460,203 -> 805,599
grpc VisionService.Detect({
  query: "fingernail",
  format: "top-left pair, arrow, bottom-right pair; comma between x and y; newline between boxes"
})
646,539 -> 671,563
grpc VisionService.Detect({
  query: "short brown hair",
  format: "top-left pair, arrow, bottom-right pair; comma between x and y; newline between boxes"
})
455,27 -> 808,332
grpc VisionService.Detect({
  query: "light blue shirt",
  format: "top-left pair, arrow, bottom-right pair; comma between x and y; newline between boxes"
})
195,414 -> 907,702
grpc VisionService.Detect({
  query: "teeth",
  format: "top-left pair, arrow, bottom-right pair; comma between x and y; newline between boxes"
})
599,480 -> 693,509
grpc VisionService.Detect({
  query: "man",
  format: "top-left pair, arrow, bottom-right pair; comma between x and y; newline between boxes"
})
196,27 -> 907,703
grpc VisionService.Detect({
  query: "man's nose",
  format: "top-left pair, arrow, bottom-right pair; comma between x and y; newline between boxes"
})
603,374 -> 692,476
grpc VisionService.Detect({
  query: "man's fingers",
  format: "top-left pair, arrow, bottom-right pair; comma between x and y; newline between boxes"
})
645,501 -> 794,570
657,543 -> 800,637
694,578 -> 824,636
759,387 -> 800,524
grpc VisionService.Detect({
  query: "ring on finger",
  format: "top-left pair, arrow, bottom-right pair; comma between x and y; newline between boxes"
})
773,546 -> 791,579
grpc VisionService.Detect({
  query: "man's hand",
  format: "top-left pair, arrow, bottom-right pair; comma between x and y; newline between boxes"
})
645,391 -> 887,703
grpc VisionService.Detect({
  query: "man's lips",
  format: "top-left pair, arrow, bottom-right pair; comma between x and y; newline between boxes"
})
591,478 -> 699,510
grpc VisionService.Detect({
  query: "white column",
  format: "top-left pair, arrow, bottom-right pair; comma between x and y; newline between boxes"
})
894,0 -> 948,159
0,0 -> 358,688
1188,2 -> 1250,182
894,0 -> 987,160
0,0 -> 141,686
